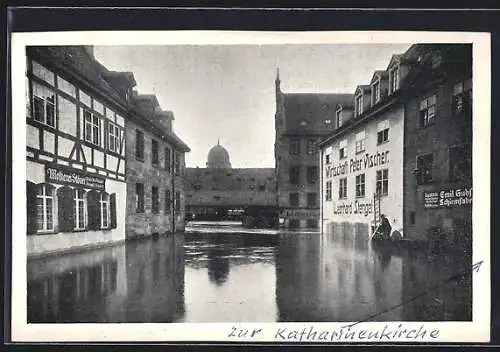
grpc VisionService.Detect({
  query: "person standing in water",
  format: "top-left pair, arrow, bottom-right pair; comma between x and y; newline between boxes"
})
377,214 -> 392,240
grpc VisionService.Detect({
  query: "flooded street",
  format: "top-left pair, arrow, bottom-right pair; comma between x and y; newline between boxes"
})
27,223 -> 472,323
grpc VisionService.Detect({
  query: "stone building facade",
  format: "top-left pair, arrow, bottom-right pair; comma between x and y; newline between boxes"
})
185,142 -> 277,223
402,44 -> 472,248
125,93 -> 190,239
274,69 -> 353,229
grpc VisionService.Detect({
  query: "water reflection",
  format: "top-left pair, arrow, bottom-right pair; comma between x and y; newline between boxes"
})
27,234 -> 185,323
27,225 -> 471,323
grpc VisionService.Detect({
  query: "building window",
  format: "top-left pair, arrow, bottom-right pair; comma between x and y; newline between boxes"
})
174,152 -> 181,176
325,119 -> 332,125
289,193 -> 299,207
100,193 -> 110,228
83,110 -> 100,146
36,184 -> 54,232
307,166 -> 318,184
32,82 -> 55,127
376,169 -> 389,196
108,122 -> 121,153
356,174 -> 366,198
289,139 -> 300,155
355,94 -> 363,116
74,189 -> 87,230
289,166 -> 300,185
136,183 -> 144,213
307,140 -> 316,155
372,80 -> 381,105
419,94 -> 437,127
336,108 -> 343,128
165,189 -> 171,214
165,147 -> 171,171
339,178 -> 347,199
175,191 -> 181,212
135,129 -> 144,160
389,66 -> 400,94
325,181 -> 332,201
453,80 -> 472,117
152,139 -> 159,166
339,147 -> 346,159
355,132 -> 366,154
377,128 -> 389,144
152,186 -> 159,214
449,145 -> 472,183
307,193 -> 317,208
325,154 -> 331,164
416,154 -> 433,185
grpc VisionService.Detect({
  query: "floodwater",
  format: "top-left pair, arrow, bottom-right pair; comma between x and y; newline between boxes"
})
27,222 -> 472,323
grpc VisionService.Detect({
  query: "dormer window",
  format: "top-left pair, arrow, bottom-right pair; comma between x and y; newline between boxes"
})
371,80 -> 381,106
389,66 -> 400,94
335,107 -> 343,128
355,93 -> 363,117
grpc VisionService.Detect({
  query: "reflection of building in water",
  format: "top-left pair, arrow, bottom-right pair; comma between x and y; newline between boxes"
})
276,226 -> 404,322
124,235 -> 185,322
207,247 -> 230,285
27,245 -> 127,322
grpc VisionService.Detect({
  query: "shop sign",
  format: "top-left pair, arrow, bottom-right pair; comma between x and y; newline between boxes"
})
45,163 -> 106,191
281,209 -> 318,218
326,150 -> 390,178
423,188 -> 472,209
333,199 -> 373,217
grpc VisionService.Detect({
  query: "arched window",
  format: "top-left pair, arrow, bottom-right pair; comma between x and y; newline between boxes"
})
74,189 -> 87,230
36,184 -> 55,232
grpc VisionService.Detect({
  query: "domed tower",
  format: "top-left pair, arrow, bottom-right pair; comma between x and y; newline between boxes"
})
206,139 -> 232,169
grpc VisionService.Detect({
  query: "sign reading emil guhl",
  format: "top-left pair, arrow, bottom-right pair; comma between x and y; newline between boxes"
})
423,188 -> 472,209
45,163 -> 106,191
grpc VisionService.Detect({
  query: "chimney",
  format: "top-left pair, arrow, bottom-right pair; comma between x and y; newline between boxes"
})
154,110 -> 174,132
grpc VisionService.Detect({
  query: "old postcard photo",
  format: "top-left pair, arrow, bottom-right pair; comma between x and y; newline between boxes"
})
10,30 -> 490,343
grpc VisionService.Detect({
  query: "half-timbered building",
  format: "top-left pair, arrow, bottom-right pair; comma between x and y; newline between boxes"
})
25,46 -> 135,257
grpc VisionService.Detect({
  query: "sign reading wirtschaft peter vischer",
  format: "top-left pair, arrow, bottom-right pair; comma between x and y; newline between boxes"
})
45,163 -> 106,191
423,187 -> 472,209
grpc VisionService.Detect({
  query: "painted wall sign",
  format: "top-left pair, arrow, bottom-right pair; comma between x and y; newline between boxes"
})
45,163 -> 106,191
423,188 -> 472,209
326,150 -> 390,178
333,199 -> 373,217
281,209 -> 318,218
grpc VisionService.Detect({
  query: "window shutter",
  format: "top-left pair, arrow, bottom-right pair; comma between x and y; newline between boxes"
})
87,190 -> 101,230
110,193 -> 117,229
26,181 -> 38,235
57,186 -> 74,232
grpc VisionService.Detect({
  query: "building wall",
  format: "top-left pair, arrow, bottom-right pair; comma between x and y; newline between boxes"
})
125,118 -> 186,238
321,105 -> 405,239
403,60 -> 472,244
276,135 -> 322,228
25,50 -> 129,257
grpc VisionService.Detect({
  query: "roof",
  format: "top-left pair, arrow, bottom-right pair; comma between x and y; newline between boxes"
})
370,70 -> 389,83
283,93 -> 353,134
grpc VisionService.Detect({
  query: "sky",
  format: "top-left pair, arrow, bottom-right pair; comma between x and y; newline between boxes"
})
94,44 -> 411,168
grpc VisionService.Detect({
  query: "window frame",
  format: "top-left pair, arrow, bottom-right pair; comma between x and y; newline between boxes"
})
416,153 -> 434,185
289,166 -> 300,185
289,193 -> 300,207
136,183 -> 145,213
152,139 -> 159,166
377,128 -> 389,145
371,79 -> 381,105
74,188 -> 87,230
32,82 -> 56,127
108,122 -> 121,153
376,169 -> 389,196
83,109 -> 101,146
419,94 -> 437,128
307,166 -> 318,184
336,107 -> 343,128
452,80 -> 472,117
339,178 -> 347,199
307,192 -> 317,208
306,140 -> 317,155
355,173 -> 366,198
135,129 -> 145,161
389,65 -> 400,94
100,193 -> 110,229
152,186 -> 160,214
325,181 -> 332,201
355,93 -> 363,116
355,138 -> 366,154
289,139 -> 301,155
36,184 -> 55,233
